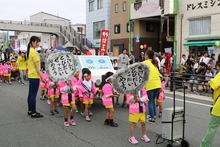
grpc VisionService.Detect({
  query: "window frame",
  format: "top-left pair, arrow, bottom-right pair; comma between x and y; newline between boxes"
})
189,17 -> 211,36
114,24 -> 120,34
126,22 -> 134,32
93,20 -> 105,39
97,0 -> 103,9
123,1 -> 126,11
89,1 -> 94,12
115,4 -> 119,13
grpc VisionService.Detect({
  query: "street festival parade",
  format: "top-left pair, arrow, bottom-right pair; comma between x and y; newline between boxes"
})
1,1 -> 220,147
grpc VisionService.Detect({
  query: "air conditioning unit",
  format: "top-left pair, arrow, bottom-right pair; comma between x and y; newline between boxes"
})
162,107 -> 184,140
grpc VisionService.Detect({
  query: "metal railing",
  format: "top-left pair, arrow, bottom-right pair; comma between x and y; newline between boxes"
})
0,19 -> 94,52
170,72 -> 214,93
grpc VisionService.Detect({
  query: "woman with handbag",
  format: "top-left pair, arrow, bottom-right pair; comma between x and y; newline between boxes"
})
200,62 -> 220,147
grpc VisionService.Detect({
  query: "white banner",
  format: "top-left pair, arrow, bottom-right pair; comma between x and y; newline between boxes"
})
112,63 -> 149,94
46,51 -> 78,81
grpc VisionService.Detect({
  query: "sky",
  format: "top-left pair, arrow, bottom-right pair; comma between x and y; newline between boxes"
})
1,0 -> 86,24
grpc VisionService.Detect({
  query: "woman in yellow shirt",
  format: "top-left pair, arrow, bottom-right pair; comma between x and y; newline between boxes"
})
16,52 -> 27,85
143,50 -> 161,124
27,36 -> 46,118
200,62 -> 220,147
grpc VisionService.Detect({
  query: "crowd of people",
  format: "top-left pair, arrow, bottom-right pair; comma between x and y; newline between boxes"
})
1,39 -> 220,146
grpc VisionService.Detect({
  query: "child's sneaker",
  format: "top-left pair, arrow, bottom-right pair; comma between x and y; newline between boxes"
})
89,111 -> 93,116
194,89 -> 199,92
56,102 -> 61,107
128,137 -> 138,144
46,100 -> 51,105
104,121 -> 109,125
158,112 -> 162,118
40,96 -> 46,100
85,116 -> 91,122
50,111 -> 55,115
76,108 -> 79,113
80,110 -> 85,115
64,121 -> 70,127
69,119 -> 76,126
141,135 -> 150,143
156,106 -> 159,110
109,122 -> 118,127
53,110 -> 59,114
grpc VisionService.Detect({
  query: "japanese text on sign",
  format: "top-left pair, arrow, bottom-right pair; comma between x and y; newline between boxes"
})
187,0 -> 220,11
46,51 -> 78,81
99,30 -> 110,55
112,63 -> 149,94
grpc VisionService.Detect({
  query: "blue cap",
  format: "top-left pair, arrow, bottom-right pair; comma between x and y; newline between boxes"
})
98,59 -> 106,63
86,59 -> 93,63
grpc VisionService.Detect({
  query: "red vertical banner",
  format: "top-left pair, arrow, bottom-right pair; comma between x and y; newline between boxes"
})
99,30 -> 109,55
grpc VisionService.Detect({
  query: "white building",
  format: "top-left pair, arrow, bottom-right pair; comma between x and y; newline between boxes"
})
179,0 -> 220,60
71,24 -> 86,36
30,11 -> 71,26
17,32 -> 52,49
86,0 -> 111,51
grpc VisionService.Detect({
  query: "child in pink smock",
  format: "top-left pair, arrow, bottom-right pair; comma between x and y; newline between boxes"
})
70,69 -> 80,112
126,88 -> 150,145
0,62 -> 4,82
39,68 -> 49,100
3,61 -> 12,84
156,74 -> 168,118
78,68 -> 101,122
60,80 -> 77,127
47,79 -> 60,115
102,72 -> 119,127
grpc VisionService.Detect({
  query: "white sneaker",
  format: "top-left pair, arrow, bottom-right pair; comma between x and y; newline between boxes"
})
89,111 -> 93,116
80,110 -> 84,115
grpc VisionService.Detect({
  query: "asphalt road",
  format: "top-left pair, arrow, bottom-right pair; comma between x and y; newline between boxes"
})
0,81 -> 219,147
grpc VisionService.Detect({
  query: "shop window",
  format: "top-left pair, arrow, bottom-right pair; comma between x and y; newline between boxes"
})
93,21 -> 105,39
189,18 -> 211,35
114,24 -> 120,34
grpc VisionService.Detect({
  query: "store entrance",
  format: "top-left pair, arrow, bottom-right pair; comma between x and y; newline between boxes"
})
189,46 -> 212,61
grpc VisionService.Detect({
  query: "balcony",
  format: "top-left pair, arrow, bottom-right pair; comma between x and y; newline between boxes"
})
130,0 -> 174,20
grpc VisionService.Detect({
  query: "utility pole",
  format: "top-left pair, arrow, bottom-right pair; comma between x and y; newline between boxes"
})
173,0 -> 178,66
128,0 -> 132,53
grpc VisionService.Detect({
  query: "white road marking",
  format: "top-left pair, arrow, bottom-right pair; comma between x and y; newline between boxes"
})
166,96 -> 212,107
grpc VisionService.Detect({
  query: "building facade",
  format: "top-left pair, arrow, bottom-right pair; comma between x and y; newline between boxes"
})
179,0 -> 220,61
86,0 -> 111,51
111,0 -> 175,58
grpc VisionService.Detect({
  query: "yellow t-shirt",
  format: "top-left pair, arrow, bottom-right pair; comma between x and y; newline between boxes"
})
16,56 -> 27,70
28,47 -> 41,79
143,59 -> 161,91
210,72 -> 220,116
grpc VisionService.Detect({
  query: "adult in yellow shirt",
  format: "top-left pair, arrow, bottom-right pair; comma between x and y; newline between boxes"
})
143,50 -> 161,124
27,36 -> 46,118
200,62 -> 220,147
16,52 -> 27,85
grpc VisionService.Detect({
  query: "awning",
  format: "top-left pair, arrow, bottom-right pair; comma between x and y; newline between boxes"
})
183,40 -> 220,46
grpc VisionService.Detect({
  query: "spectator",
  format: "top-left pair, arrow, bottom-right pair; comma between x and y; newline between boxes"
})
112,59 -> 118,70
195,62 -> 207,92
211,54 -> 215,68
139,52 -> 145,62
154,52 -> 161,70
200,62 -> 220,147
181,54 -> 186,66
1,49 -> 10,61
39,49 -> 46,69
118,48 -> 130,69
202,68 -> 213,93
160,54 -> 166,72
129,51 -> 135,63
199,52 -> 210,64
